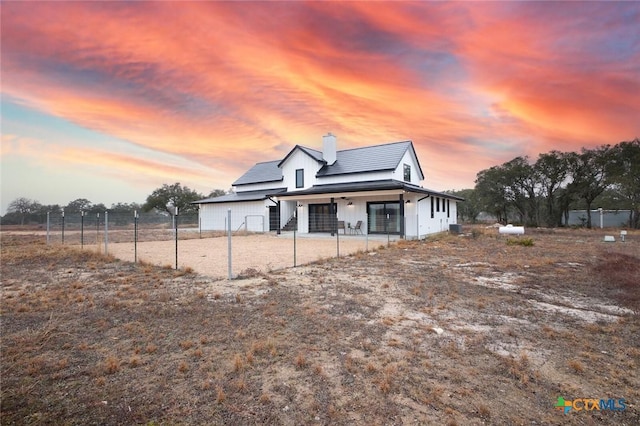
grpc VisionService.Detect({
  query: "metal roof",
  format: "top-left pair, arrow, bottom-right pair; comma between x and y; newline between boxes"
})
195,188 -> 287,204
273,180 -> 464,200
232,160 -> 283,186
231,140 -> 427,188
277,145 -> 324,168
317,141 -> 424,179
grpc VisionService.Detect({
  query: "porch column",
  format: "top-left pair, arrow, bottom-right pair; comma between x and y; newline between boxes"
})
276,201 -> 281,235
399,193 -> 405,239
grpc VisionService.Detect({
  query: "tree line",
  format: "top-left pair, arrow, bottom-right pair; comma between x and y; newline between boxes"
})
450,138 -> 639,228
1,183 -> 229,226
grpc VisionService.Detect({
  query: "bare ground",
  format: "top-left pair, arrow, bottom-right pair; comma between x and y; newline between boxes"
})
1,227 -> 639,425
96,233 -> 382,278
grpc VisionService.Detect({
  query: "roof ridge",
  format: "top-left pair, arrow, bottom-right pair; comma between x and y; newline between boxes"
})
336,140 -> 412,153
252,159 -> 281,165
298,145 -> 322,153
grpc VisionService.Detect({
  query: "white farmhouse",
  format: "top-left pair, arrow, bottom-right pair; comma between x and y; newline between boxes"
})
195,134 -> 462,239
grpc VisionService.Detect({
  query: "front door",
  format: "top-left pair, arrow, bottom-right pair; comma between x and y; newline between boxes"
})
309,203 -> 336,233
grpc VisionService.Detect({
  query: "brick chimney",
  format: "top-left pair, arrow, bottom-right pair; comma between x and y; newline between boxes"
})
322,133 -> 337,165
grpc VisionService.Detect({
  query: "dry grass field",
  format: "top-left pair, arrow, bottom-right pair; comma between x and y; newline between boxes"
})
1,227 -> 639,425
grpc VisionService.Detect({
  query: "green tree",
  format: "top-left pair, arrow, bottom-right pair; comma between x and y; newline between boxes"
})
608,138 -> 640,228
534,151 -> 570,227
143,183 -> 203,215
447,189 -> 480,223
64,198 -> 92,213
208,189 -> 227,198
475,166 -> 510,223
566,146 -> 613,228
6,197 -> 42,225
500,156 -> 540,226
110,202 -> 143,213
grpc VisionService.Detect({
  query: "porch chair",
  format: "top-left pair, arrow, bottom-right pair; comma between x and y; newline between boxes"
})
353,220 -> 363,235
337,220 -> 346,234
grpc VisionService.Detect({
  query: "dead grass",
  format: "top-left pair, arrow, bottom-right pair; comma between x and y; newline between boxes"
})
1,229 -> 639,425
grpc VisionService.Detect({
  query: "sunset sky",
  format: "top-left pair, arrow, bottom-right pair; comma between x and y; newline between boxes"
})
2,1 -> 639,214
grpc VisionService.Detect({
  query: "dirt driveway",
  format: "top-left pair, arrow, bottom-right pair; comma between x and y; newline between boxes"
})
97,233 -> 394,278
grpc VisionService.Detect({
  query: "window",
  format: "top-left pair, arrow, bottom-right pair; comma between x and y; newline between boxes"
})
447,199 -> 450,218
295,169 -> 304,188
403,164 -> 411,182
430,197 -> 434,218
436,197 -> 440,212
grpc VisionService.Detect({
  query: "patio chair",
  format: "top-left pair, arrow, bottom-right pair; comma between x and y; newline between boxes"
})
337,220 -> 346,234
353,220 -> 363,234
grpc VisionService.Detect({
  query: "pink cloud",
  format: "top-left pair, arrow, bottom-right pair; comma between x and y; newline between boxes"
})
1,1 -> 638,199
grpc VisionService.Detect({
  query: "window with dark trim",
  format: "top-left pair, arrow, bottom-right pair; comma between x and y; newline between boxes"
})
436,197 -> 440,212
430,197 -> 434,218
295,169 -> 304,188
447,199 -> 450,218
403,164 -> 411,182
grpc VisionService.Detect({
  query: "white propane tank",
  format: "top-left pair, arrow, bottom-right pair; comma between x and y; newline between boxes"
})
499,224 -> 525,235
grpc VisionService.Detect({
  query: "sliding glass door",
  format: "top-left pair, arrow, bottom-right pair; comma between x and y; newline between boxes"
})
367,202 -> 400,234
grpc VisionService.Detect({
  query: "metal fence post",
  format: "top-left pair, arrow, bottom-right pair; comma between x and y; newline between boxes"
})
104,211 -> 109,255
96,212 -> 100,251
134,210 -> 138,263
46,211 -> 50,245
81,211 -> 84,249
175,207 -> 179,270
387,213 -> 390,247
293,208 -> 297,267
227,208 -> 232,279
336,216 -> 340,258
365,212 -> 369,251
61,208 -> 65,245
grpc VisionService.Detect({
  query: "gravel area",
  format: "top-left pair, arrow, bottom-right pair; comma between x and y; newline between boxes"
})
96,233 -> 395,278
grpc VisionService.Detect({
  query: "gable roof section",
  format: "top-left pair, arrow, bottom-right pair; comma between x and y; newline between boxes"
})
277,145 -> 324,168
316,141 -> 424,179
232,160 -> 282,186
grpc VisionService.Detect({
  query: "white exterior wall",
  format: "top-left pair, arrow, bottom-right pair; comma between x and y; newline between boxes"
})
391,150 -> 423,184
315,170 -> 393,185
404,195 -> 418,239
281,150 -> 322,190
200,201 -> 269,232
449,201 -> 458,226
404,195 -> 457,239
234,181 -> 283,192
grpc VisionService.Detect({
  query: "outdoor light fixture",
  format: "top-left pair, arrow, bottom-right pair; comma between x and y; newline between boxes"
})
297,203 -> 303,208
347,201 -> 353,206
406,200 -> 411,204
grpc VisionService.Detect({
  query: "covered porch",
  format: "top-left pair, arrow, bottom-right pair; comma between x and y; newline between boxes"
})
272,180 -> 460,239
